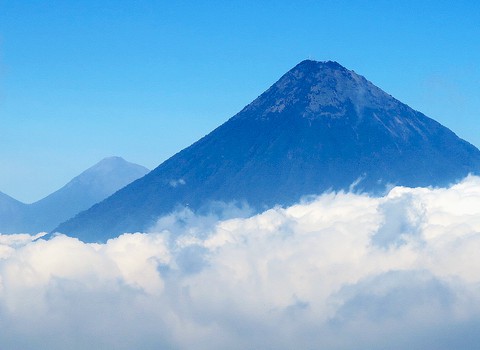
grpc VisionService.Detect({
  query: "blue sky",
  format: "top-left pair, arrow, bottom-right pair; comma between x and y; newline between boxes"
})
1,0 -> 479,203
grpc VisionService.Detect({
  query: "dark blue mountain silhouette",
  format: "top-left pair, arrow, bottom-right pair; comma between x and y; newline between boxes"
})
55,60 -> 480,242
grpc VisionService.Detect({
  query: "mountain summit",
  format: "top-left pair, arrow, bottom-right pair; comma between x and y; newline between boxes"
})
56,60 -> 480,241
236,60 -> 395,121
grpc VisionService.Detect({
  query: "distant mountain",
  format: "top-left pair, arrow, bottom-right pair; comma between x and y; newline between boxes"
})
0,157 -> 149,233
0,191 -> 27,233
55,60 -> 480,242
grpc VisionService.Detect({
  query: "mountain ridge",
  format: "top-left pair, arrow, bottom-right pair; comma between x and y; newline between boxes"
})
0,191 -> 27,233
0,157 -> 149,233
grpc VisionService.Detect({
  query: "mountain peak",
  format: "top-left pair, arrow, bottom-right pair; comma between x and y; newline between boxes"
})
94,156 -> 128,167
100,156 -> 125,162
238,59 -> 391,122
71,156 -> 149,186
294,59 -> 345,71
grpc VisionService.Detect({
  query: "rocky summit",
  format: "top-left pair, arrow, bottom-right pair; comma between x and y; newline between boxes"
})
55,60 -> 480,242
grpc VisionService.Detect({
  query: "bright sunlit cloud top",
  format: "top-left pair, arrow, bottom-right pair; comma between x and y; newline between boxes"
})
1,176 -> 480,349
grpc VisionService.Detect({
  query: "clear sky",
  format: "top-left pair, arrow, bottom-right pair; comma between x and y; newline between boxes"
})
1,0 -> 479,203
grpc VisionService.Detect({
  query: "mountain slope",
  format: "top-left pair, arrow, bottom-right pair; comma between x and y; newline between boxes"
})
55,60 -> 480,242
0,191 -> 27,233
0,157 -> 149,233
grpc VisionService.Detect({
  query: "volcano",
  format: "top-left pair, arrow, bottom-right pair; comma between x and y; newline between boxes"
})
55,60 -> 480,241
0,157 -> 148,233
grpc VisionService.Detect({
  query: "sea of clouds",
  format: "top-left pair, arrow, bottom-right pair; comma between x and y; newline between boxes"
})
2,176 -> 480,349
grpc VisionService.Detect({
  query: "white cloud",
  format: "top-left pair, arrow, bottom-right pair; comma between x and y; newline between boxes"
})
1,176 -> 480,349
169,178 -> 186,187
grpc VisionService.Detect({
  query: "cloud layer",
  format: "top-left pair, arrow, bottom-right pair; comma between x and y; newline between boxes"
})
2,176 -> 480,349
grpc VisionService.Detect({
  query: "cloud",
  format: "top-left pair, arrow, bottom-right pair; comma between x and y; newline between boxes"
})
169,178 -> 186,187
2,176 -> 480,349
